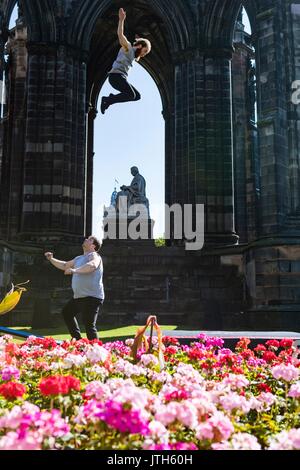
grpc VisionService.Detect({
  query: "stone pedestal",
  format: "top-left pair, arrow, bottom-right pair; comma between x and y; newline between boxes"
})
243,237 -> 300,331
103,214 -> 155,246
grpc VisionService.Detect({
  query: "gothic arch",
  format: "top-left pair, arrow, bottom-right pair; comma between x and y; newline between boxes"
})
68,0 -> 196,53
204,0 -> 258,49
2,0 -> 18,27
1,0 -> 57,42
82,0 -> 191,114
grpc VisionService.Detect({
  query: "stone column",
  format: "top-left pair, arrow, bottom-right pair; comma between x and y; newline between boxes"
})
232,42 -> 259,244
255,5 -> 290,235
0,22 -> 27,240
19,43 -> 88,244
285,2 -> 300,225
173,49 -> 238,246
86,105 -> 98,237
243,1 -> 300,324
0,28 -> 6,185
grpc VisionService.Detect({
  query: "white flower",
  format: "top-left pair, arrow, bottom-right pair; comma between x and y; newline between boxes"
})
86,344 -> 109,364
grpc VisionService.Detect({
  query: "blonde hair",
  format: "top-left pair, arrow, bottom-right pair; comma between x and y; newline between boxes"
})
133,38 -> 152,54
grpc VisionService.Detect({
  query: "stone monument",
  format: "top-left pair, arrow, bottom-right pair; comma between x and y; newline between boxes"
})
103,167 -> 154,244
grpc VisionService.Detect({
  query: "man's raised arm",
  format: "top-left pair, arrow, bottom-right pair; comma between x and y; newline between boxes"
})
44,252 -> 75,271
117,8 -> 131,51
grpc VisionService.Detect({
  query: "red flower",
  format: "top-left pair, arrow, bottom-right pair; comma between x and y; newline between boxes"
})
218,353 -> 237,367
66,376 -> 81,391
162,336 -> 180,346
240,349 -> 254,360
262,351 -> 277,363
5,343 -> 21,363
254,344 -> 266,356
5,343 -> 20,355
0,382 -> 26,400
188,347 -> 206,361
39,375 -> 81,396
278,350 -> 293,363
236,338 -> 251,350
231,366 -> 244,374
90,339 -> 103,346
164,346 -> 178,356
257,383 -> 272,393
266,340 -> 280,350
280,338 -> 294,349
25,337 -> 57,350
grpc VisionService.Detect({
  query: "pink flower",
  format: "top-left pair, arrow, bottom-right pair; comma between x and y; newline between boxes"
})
83,381 -> 110,401
222,374 -> 249,389
212,433 -> 261,450
176,402 -> 198,429
288,382 -> 300,398
144,443 -> 172,450
257,392 -> 277,408
196,421 -> 214,440
196,411 -> 234,442
139,354 -> 159,367
155,403 -> 180,426
1,366 -> 20,381
219,393 -> 251,414
271,364 -> 299,382
268,429 -> 300,450
0,431 -> 42,450
95,399 -> 150,435
0,403 -> 69,450
148,420 -> 169,439
171,442 -> 198,450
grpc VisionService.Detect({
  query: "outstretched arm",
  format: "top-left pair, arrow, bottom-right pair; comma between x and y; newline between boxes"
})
44,252 -> 75,271
118,8 -> 131,51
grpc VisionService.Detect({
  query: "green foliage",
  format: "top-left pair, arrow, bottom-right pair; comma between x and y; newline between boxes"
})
155,237 -> 166,247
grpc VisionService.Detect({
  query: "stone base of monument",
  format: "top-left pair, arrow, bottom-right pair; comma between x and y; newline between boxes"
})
102,216 -> 155,246
2,236 -> 300,332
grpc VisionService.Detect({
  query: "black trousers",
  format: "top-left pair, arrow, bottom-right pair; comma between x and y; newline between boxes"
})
62,297 -> 103,340
107,73 -> 141,105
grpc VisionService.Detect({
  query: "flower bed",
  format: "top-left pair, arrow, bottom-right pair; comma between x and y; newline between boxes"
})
0,334 -> 300,450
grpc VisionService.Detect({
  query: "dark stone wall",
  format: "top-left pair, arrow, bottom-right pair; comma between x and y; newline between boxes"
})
19,43 -> 87,243
0,1 -> 299,328
0,23 -> 27,240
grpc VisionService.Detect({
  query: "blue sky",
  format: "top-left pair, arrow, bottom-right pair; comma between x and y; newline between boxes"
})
9,6 -> 251,239
94,66 -> 165,239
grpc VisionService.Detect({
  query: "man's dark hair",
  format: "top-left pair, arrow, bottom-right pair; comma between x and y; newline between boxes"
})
91,236 -> 102,252
133,38 -> 151,53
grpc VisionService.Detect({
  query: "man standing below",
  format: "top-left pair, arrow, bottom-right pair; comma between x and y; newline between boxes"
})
101,8 -> 152,114
44,236 -> 104,341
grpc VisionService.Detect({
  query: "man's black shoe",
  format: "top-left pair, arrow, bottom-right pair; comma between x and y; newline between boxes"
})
101,97 -> 109,114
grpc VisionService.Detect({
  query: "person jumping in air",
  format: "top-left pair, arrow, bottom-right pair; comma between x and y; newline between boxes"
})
101,8 -> 152,114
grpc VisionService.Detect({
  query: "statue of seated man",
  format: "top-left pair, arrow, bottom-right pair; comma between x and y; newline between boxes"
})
116,166 -> 150,217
